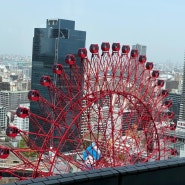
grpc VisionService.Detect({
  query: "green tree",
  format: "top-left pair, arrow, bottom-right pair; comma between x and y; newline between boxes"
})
19,139 -> 37,158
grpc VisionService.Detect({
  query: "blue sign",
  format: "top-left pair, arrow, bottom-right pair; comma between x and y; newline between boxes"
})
83,142 -> 101,161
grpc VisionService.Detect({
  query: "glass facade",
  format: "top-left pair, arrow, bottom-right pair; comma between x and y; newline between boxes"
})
167,92 -> 181,123
31,19 -> 86,147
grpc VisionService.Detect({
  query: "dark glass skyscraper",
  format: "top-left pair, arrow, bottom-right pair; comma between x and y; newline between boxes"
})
30,19 -> 86,147
31,19 -> 86,100
179,52 -> 185,121
167,92 -> 181,123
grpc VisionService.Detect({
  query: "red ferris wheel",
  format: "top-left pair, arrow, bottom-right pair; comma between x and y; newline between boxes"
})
0,42 -> 177,181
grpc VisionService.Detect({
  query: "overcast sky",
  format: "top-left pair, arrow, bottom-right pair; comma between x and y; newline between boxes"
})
0,0 -> 184,65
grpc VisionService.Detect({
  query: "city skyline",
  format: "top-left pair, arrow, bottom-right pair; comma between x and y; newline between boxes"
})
0,0 -> 184,65
0,11 -> 185,181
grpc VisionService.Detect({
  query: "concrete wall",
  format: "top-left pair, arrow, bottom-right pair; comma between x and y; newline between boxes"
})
4,157 -> 185,185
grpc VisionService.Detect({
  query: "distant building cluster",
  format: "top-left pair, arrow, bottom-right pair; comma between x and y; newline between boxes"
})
133,44 -> 185,130
0,19 -> 184,155
0,55 -> 31,141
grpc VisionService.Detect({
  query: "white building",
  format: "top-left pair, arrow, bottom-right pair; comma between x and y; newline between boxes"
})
13,103 -> 29,132
0,91 -> 29,111
13,115 -> 29,133
0,106 -> 7,130
11,103 -> 29,142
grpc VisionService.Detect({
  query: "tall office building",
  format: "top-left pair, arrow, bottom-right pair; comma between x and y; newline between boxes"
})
132,44 -> 147,55
179,53 -> 185,121
31,19 -> 86,100
131,44 -> 147,84
31,19 -> 86,147
166,92 -> 181,123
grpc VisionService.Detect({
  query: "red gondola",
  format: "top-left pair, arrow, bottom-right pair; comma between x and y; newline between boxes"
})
78,48 -> 87,59
169,136 -> 177,143
131,49 -> 138,58
152,70 -> 159,78
163,100 -> 172,108
65,54 -> 76,65
139,55 -> 147,64
167,111 -> 174,119
52,64 -> 63,75
40,76 -> 51,87
161,89 -> 168,97
122,45 -> 130,54
101,42 -> 110,52
0,146 -> 10,159
16,107 -> 29,118
90,44 -> 99,54
6,126 -> 19,138
170,148 -> 178,156
28,90 -> 39,101
157,79 -> 164,87
112,43 -> 120,52
145,62 -> 153,70
170,123 -> 176,130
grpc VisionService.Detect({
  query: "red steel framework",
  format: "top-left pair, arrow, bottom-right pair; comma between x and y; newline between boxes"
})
0,42 -> 177,180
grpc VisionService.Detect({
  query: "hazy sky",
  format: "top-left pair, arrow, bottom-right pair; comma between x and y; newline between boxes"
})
0,0 -> 185,65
